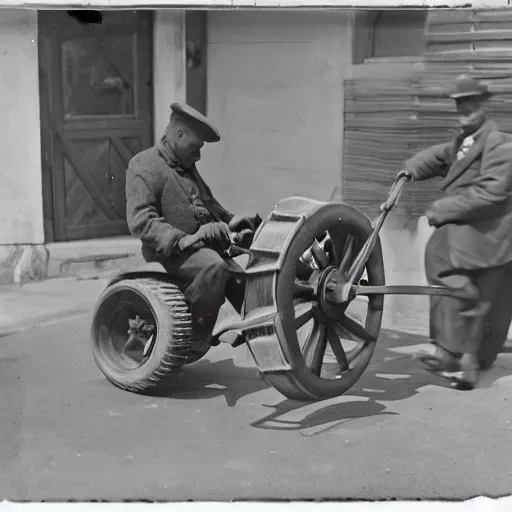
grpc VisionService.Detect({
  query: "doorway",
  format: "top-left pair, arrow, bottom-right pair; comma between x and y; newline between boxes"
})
38,11 -> 154,242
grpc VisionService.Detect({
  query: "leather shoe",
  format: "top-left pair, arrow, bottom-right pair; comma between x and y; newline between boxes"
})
416,342 -> 459,372
431,353 -> 480,391
452,353 -> 480,390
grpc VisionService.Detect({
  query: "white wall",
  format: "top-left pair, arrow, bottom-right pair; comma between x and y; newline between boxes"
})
153,9 -> 187,139
204,10 -> 353,216
0,10 -> 44,245
204,11 -> 434,335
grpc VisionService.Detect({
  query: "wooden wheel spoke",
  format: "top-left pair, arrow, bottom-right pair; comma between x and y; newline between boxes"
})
326,226 -> 344,267
339,314 -> 376,343
309,328 -> 328,377
302,323 -> 326,364
338,234 -> 356,274
347,235 -> 374,285
326,323 -> 349,371
293,279 -> 315,299
311,240 -> 330,269
294,301 -> 316,330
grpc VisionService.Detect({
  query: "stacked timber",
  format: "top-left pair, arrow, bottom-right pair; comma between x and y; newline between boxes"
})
342,8 -> 512,221
343,77 -> 443,221
420,8 -> 512,135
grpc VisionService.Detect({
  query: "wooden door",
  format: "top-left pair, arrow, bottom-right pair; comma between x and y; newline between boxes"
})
38,11 -> 153,242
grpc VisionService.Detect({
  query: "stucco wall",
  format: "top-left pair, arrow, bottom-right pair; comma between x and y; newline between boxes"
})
204,11 -> 433,335
153,9 -> 187,139
204,11 -> 436,335
0,10 -> 44,245
205,10 -> 353,216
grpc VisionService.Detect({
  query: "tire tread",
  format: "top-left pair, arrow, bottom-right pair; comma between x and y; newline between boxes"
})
92,276 -> 210,394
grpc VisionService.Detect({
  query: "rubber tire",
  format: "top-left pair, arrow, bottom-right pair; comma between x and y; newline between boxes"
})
91,277 -> 210,394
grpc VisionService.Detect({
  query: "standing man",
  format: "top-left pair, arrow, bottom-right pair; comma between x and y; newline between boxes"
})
125,102 -> 261,344
399,74 -> 512,390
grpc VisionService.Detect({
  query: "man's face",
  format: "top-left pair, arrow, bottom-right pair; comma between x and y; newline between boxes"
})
455,96 -> 483,123
170,124 -> 205,169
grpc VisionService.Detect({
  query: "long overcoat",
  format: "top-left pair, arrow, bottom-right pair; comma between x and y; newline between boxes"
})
405,119 -> 512,270
125,140 -> 234,263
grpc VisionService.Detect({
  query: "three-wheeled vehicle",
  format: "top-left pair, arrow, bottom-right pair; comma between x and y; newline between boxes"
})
90,175 -> 490,401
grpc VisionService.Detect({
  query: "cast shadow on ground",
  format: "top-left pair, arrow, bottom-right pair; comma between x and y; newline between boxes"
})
250,329 -> 512,433
147,329 -> 511,431
148,357 -> 271,407
350,329 -> 512,398
250,398 -> 399,436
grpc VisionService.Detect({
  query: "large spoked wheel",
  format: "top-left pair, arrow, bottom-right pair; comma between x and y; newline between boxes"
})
243,197 -> 385,401
91,275 -> 210,394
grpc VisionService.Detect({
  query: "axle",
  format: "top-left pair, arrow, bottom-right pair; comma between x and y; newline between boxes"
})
326,282 -> 478,303
353,284 -> 477,300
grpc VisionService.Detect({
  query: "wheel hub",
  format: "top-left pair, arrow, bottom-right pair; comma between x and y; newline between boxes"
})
315,266 -> 354,322
122,315 -> 155,360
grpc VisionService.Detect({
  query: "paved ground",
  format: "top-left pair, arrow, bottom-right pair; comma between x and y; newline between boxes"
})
1,305 -> 511,502
0,278 -> 107,336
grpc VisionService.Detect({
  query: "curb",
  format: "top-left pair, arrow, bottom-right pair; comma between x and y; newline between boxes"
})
0,237 -> 145,286
0,308 -> 93,338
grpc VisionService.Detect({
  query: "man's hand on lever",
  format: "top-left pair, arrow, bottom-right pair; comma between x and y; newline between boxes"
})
178,222 -> 232,252
230,228 -> 254,249
228,213 -> 262,233
177,213 -> 262,256
229,212 -> 263,251
395,169 -> 413,182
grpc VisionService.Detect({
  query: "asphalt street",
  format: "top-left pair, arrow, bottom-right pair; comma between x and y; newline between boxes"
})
1,314 -> 511,502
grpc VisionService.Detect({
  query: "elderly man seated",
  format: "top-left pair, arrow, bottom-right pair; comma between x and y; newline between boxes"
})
125,102 -> 261,344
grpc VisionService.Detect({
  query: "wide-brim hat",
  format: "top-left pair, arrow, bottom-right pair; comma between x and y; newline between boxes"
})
170,101 -> 220,143
449,74 -> 492,100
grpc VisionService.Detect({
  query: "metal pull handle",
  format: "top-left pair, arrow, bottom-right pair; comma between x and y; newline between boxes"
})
349,173 -> 411,285
379,173 -> 409,212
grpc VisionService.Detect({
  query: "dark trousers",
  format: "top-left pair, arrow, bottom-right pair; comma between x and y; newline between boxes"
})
425,227 -> 512,362
157,248 -> 245,338
479,265 -> 512,367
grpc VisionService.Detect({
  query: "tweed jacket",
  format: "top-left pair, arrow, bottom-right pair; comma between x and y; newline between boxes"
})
125,140 -> 234,263
405,119 -> 512,270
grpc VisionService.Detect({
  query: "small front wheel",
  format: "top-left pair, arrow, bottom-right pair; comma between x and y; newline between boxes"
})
90,277 -> 210,394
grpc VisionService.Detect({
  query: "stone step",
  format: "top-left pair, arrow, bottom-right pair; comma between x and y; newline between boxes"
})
46,236 -> 146,280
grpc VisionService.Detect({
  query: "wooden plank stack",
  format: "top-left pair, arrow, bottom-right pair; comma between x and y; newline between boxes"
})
421,8 -> 512,133
342,8 -> 512,222
343,76 -> 443,222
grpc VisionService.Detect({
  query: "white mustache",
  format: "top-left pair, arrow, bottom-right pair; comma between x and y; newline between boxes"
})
459,110 -> 484,126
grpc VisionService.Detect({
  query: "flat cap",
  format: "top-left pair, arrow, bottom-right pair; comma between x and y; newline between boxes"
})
170,101 -> 220,143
